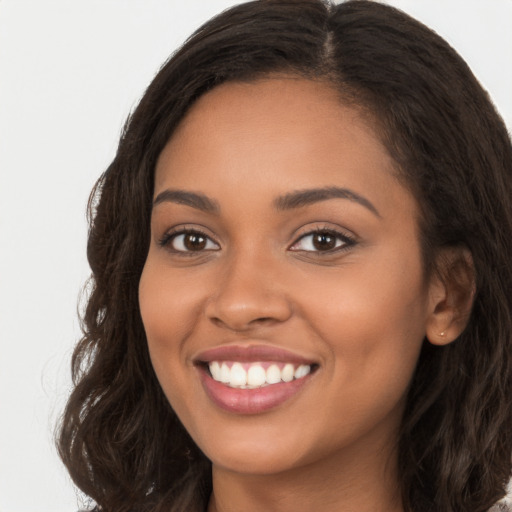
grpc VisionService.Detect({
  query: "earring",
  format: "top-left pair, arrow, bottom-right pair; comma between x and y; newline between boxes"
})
439,331 -> 446,337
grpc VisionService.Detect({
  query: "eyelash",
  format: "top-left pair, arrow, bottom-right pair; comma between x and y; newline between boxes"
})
158,227 -> 356,255
290,227 -> 356,254
158,228 -> 218,254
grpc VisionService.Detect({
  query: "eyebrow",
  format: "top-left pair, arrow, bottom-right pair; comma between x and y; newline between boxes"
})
273,186 -> 381,217
152,186 -> 380,218
153,189 -> 220,214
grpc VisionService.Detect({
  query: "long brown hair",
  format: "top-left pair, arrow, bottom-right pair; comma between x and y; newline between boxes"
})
57,1 -> 512,511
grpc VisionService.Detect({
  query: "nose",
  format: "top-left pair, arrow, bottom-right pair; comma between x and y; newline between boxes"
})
205,254 -> 293,332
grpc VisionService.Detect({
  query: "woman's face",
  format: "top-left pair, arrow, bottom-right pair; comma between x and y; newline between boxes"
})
139,78 -> 436,477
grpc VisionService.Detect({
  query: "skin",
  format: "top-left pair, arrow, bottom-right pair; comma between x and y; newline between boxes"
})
139,77 -> 459,512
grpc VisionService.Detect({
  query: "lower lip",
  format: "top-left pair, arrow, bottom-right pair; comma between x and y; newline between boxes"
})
198,367 -> 313,415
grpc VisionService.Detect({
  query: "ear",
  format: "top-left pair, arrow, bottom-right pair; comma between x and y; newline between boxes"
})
425,247 -> 476,346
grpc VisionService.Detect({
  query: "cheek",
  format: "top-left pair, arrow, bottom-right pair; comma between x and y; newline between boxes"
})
301,255 -> 428,398
332,241 -> 425,328
139,257 -> 203,347
138,260 -> 198,401
139,275 -> 203,444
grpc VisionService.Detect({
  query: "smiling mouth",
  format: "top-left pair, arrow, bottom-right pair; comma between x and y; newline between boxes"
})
205,361 -> 317,389
193,344 -> 319,414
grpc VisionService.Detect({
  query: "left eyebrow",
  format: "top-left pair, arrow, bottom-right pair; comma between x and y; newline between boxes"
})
273,186 -> 381,218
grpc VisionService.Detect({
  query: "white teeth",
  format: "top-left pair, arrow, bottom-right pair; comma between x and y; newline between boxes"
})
209,361 -> 220,381
208,361 -> 313,388
281,363 -> 294,382
220,362 -> 230,383
266,364 -> 281,384
230,363 -> 247,386
294,364 -> 310,379
247,365 -> 266,387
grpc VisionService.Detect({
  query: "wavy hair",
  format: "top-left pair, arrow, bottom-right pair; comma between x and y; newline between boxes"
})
57,1 -> 512,511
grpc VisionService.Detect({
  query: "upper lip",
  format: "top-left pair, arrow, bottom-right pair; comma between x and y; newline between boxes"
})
193,344 -> 317,365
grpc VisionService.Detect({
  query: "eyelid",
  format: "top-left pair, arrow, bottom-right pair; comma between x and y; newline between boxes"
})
288,226 -> 357,253
158,226 -> 220,253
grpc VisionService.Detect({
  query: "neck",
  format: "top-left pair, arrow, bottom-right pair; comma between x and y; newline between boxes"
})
207,431 -> 403,512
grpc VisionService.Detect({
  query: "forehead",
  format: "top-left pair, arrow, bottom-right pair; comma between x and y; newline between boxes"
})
158,77 -> 378,165
154,77 -> 412,219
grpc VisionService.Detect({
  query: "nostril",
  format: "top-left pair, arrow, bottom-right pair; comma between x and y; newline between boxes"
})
251,316 -> 275,324
209,315 -> 282,332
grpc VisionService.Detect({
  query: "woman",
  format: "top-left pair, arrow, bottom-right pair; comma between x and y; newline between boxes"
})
57,1 -> 512,511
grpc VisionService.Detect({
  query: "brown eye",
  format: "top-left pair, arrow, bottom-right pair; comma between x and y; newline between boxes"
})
312,232 -> 337,251
183,233 -> 207,251
164,230 -> 219,252
290,229 -> 355,253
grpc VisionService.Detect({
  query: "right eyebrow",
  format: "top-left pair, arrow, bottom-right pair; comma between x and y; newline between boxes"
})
152,189 -> 220,214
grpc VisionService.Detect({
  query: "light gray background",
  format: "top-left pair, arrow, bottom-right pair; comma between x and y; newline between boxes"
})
1,1 -> 511,511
